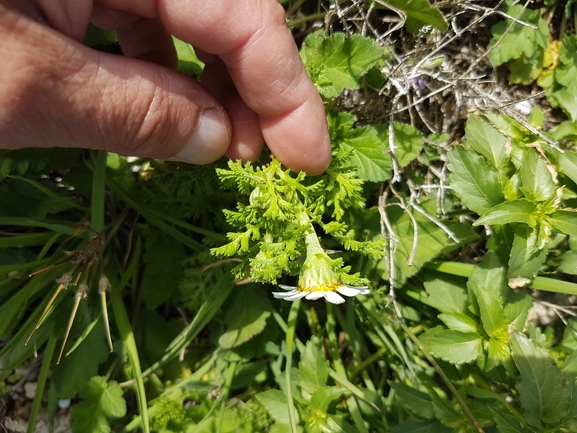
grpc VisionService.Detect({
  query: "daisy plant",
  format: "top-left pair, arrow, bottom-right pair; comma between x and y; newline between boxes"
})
211,141 -> 383,304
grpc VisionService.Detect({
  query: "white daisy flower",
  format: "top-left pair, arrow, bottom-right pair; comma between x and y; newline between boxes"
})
272,246 -> 370,304
273,283 -> 369,304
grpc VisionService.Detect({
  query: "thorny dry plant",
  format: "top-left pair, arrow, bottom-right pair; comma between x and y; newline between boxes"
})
293,0 -> 568,318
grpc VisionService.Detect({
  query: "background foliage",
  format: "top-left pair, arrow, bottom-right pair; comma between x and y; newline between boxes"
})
3,1 -> 577,432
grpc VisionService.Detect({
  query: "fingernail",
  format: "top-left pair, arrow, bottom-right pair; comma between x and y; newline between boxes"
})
173,108 -> 230,164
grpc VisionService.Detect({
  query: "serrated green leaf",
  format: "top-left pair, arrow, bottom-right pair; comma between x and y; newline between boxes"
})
558,149 -> 577,186
309,386 -> 346,412
328,112 -> 392,182
508,225 -> 547,286
467,252 -> 509,339
71,376 -> 126,433
298,335 -> 330,395
519,151 -> 557,202
374,122 -> 424,168
383,0 -> 448,33
448,146 -> 505,215
381,199 -> 477,285
549,81 -> 577,121
301,31 -> 383,98
508,50 -> 544,84
218,286 -> 272,349
465,115 -> 508,168
419,327 -> 483,364
488,4 -> 548,67
438,313 -> 479,334
504,289 -> 533,330
559,250 -> 577,275
256,389 -> 299,425
474,199 -> 538,227
510,331 -> 570,426
388,382 -> 434,418
490,408 -> 533,433
550,210 -> 577,236
422,274 -> 469,315
486,337 -> 514,372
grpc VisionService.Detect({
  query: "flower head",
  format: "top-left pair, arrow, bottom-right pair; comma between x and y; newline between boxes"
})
272,250 -> 369,304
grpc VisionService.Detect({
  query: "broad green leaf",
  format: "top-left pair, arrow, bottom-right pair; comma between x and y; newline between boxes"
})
388,382 -> 434,418
510,331 -> 570,426
256,389 -> 300,425
548,35 -> 577,121
448,146 -> 505,215
508,50 -> 544,84
504,289 -> 533,330
325,414 -> 357,433
559,250 -> 577,275
298,335 -> 330,395
467,252 -> 509,338
422,274 -> 469,315
490,408 -> 533,433
550,210 -> 577,236
218,285 -> 272,349
549,81 -> 577,122
52,321 -> 110,399
328,111 -> 392,182
309,386 -> 346,412
374,122 -> 424,168
71,376 -> 126,433
173,37 -> 204,77
465,115 -> 508,168
488,4 -> 548,66
381,199 -> 477,285
438,313 -> 479,334
486,337 -> 514,372
474,199 -> 538,227
508,225 -> 547,286
419,326 -> 483,364
558,149 -> 577,186
383,0 -> 448,33
142,230 -> 186,309
519,151 -> 557,202
301,31 -> 383,98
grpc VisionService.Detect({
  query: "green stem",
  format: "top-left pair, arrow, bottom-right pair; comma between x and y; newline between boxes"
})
111,283 -> 149,433
288,12 -> 327,28
92,151 -> 107,233
218,361 -> 238,433
27,335 -> 57,433
427,261 -> 577,295
285,299 -> 301,433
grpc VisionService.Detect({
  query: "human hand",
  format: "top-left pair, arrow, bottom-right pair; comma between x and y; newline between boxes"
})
0,0 -> 331,175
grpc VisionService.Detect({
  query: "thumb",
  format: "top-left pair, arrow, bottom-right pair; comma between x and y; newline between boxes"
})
0,7 -> 231,164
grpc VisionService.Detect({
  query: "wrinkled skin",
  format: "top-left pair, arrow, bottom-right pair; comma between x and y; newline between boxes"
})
0,0 -> 331,174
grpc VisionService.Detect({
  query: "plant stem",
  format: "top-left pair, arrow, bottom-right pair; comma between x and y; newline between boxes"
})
285,299 -> 301,433
427,260 -> 577,295
26,335 -> 56,433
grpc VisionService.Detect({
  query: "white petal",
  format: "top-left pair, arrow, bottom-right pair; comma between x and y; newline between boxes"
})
278,284 -> 297,291
273,290 -> 299,298
305,291 -> 330,300
284,291 -> 310,301
337,286 -> 370,297
324,291 -> 346,304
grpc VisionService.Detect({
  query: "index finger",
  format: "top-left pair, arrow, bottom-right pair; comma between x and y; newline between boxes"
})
98,0 -> 332,174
